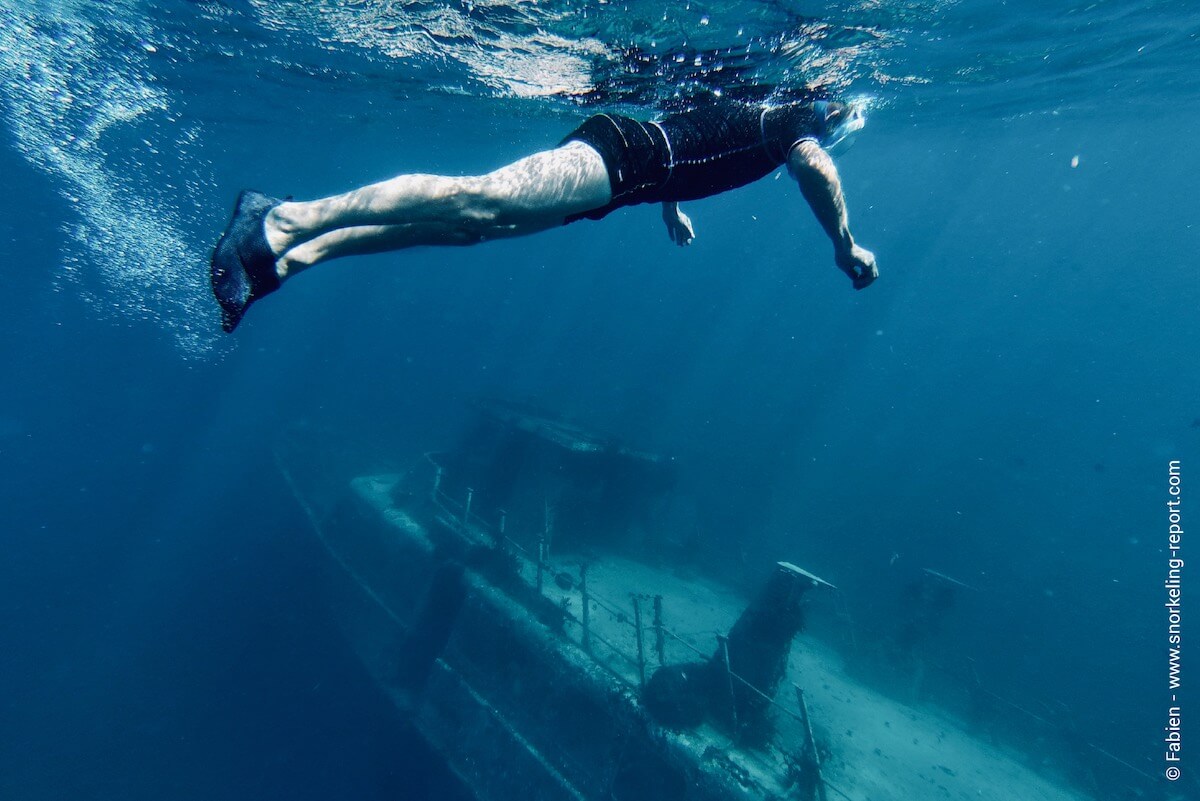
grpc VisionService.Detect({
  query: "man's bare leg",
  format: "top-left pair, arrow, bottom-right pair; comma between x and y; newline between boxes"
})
268,140 -> 610,278
275,217 -> 566,278
211,140 -> 610,331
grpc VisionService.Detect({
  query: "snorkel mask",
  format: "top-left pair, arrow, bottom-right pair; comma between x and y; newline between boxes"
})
814,100 -> 865,155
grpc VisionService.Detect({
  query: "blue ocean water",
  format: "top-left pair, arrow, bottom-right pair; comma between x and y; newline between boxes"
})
1,1 -> 1198,799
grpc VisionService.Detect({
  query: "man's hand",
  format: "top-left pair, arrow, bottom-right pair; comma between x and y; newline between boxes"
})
836,243 -> 878,290
662,202 -> 695,246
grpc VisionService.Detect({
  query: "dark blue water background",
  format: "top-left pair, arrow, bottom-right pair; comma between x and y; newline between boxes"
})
2,1 -> 1198,798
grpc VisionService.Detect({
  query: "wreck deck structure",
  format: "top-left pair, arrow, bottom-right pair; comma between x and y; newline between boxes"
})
278,401 -> 1095,801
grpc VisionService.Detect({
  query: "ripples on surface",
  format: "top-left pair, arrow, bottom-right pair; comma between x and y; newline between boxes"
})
0,0 -> 1197,350
248,0 -> 916,105
240,0 -> 1200,114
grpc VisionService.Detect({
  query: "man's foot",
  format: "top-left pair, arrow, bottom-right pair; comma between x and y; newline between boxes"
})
210,190 -> 284,333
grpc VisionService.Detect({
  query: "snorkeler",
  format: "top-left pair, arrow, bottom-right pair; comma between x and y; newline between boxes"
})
211,97 -> 877,332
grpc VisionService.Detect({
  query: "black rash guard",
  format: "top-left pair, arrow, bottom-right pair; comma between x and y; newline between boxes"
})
561,100 -> 826,223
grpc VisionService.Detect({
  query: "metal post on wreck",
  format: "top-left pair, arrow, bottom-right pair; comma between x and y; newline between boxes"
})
793,684 -> 828,801
462,487 -> 474,529
497,509 -> 507,551
653,594 -> 665,666
632,595 -> 646,688
717,633 -> 738,737
536,534 -> 545,593
432,464 -> 443,496
580,562 -> 591,653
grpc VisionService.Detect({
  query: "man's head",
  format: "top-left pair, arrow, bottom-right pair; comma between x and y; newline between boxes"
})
814,100 -> 866,154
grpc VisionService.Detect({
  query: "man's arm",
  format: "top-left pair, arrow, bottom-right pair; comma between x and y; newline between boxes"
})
787,139 -> 877,290
662,202 -> 695,246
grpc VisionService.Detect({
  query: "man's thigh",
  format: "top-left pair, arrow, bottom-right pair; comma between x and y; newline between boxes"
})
481,141 -> 612,223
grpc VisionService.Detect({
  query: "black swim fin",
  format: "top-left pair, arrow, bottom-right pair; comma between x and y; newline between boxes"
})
210,190 -> 283,333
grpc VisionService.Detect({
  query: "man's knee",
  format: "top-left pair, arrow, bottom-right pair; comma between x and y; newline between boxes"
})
450,177 -> 507,229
